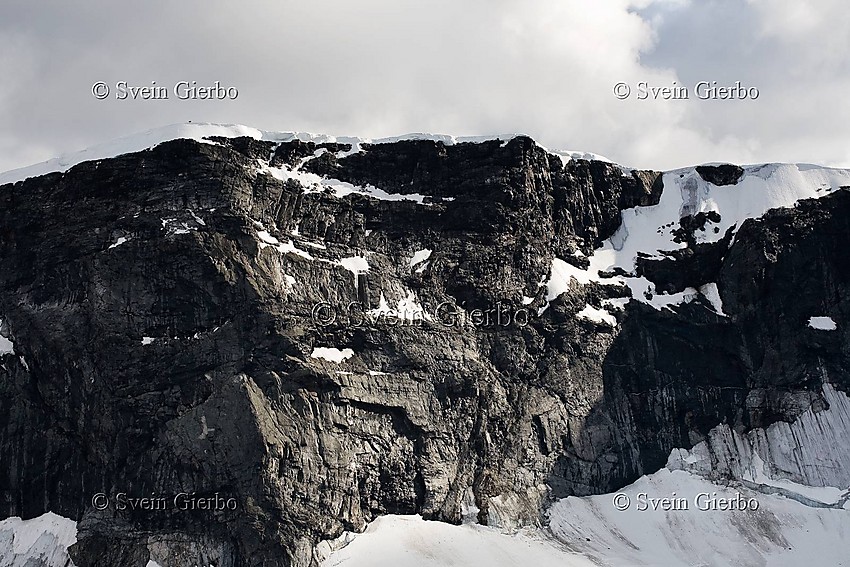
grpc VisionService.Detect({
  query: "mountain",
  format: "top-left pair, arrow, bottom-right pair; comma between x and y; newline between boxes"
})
1,124 -> 848,567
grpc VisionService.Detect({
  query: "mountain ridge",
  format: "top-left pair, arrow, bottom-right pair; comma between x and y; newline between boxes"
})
8,121 -> 849,188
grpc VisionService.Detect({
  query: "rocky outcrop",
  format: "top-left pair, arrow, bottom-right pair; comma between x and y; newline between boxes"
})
0,135 -> 846,566
696,163 -> 744,186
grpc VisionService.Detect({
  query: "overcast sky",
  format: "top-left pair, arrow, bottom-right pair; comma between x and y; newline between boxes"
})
1,0 -> 847,172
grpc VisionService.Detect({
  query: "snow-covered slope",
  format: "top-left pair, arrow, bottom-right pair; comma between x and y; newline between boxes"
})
547,468 -> 849,567
318,515 -> 594,567
321,382 -> 850,567
321,469 -> 850,567
540,162 -> 850,316
0,512 -> 77,567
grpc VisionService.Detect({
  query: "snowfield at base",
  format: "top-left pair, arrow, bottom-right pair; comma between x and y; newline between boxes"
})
321,467 -> 850,567
319,515 -> 594,567
547,468 -> 850,567
311,347 -> 355,363
808,316 -> 837,330
0,512 -> 77,567
321,382 -> 850,567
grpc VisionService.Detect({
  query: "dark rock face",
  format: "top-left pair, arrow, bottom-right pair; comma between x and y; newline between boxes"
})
696,164 -> 744,186
0,137 -> 846,566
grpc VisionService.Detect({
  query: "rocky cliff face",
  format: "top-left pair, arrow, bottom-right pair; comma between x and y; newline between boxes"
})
0,130 -> 848,566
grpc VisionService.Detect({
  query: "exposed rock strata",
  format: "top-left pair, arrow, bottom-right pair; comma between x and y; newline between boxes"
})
0,136 -> 847,566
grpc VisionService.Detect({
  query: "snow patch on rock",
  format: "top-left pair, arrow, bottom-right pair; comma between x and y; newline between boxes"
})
0,319 -> 14,355
369,291 -> 431,322
256,230 -> 314,260
311,347 -> 355,363
808,316 -> 837,330
108,236 -> 130,249
539,164 -> 850,316
576,304 -> 616,326
409,249 -> 432,269
699,282 -> 726,316
337,256 -> 370,286
260,162 -> 428,204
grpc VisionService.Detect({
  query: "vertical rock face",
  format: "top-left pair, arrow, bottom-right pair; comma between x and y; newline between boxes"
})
0,133 -> 847,566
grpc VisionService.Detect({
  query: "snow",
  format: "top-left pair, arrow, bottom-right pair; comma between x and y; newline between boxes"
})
256,230 -> 314,260
310,347 -> 355,363
0,512 -> 77,567
371,133 -> 523,147
146,561 -> 163,567
699,282 -> 726,316
808,316 -> 837,330
301,240 -> 327,250
547,468 -> 850,567
261,163 -> 429,204
108,236 -> 129,249
539,163 -> 850,315
141,337 -> 154,345
369,291 -> 430,322
0,319 -> 14,355
161,217 -> 197,236
538,258 -> 599,315
550,149 -> 616,164
338,256 -> 370,286
188,210 -> 206,226
319,515 -> 593,567
409,249 -> 432,269
576,304 -> 616,326
321,467 -> 850,567
321,381 -> 850,567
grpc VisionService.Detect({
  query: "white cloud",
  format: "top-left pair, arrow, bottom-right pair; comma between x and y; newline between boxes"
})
0,0 -> 847,173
